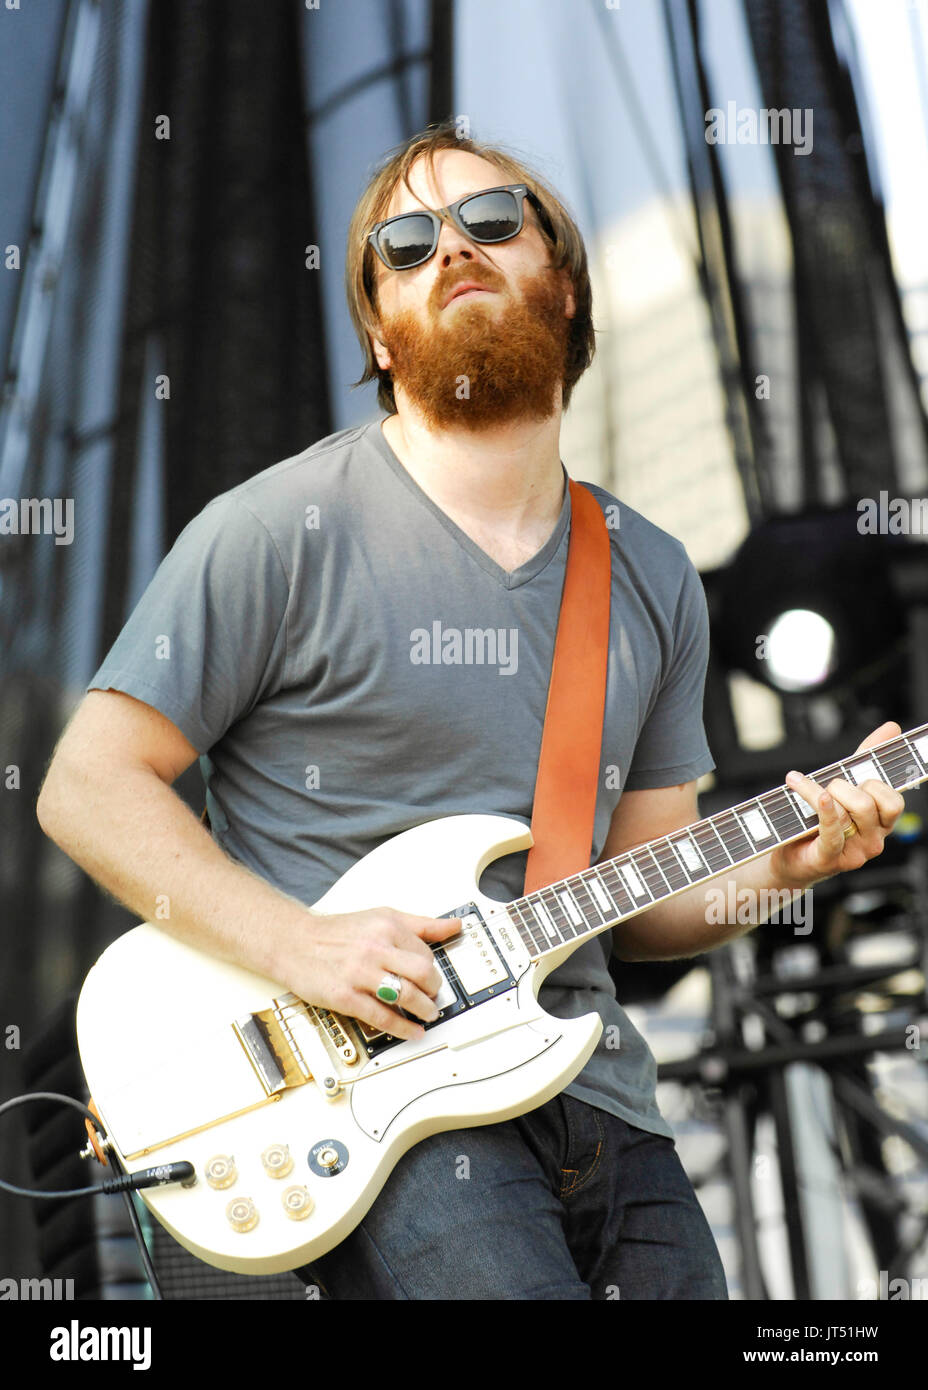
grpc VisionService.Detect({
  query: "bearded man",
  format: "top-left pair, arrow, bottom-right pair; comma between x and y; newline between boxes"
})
37,121 -> 904,1300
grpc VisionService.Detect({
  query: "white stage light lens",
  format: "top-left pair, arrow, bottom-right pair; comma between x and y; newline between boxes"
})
766,609 -> 837,691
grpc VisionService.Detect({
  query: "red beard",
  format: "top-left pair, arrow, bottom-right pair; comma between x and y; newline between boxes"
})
377,267 -> 572,430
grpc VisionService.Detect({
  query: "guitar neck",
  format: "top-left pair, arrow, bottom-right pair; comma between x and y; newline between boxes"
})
499,722 -> 928,959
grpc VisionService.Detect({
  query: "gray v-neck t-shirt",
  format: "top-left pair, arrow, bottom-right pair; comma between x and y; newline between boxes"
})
88,419 -> 715,1139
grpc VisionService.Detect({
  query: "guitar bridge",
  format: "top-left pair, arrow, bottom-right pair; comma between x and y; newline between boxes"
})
233,995 -> 363,1100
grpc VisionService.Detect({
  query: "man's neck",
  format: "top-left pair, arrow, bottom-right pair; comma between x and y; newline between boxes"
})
380,409 -> 566,540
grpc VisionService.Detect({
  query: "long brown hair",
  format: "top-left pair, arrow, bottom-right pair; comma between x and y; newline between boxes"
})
345,120 -> 596,414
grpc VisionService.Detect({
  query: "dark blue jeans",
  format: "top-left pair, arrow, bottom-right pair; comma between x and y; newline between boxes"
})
293,1093 -> 729,1300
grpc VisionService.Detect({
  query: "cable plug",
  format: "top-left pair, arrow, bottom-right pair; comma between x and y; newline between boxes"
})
102,1161 -> 196,1193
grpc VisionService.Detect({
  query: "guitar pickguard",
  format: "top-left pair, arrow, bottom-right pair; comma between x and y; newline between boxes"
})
348,990 -> 561,1140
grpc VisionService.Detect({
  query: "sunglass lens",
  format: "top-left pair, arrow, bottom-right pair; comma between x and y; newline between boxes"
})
378,213 -> 436,268
459,190 -> 521,242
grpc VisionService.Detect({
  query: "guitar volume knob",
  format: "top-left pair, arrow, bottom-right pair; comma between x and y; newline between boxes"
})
261,1144 -> 294,1179
226,1196 -> 259,1232
282,1186 -> 314,1221
205,1154 -> 237,1189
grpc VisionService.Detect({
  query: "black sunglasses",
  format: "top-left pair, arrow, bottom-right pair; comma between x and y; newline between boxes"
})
365,183 -> 555,272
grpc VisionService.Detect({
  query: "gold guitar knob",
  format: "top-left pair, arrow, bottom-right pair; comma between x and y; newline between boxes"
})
261,1144 -> 293,1179
226,1196 -> 259,1232
205,1154 -> 237,1189
282,1186 -> 314,1221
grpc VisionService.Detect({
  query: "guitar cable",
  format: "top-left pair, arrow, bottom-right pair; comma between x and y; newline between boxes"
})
0,1090 -> 197,1299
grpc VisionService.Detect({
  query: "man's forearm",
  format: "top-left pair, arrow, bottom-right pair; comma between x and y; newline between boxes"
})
610,849 -> 826,961
36,755 -> 316,985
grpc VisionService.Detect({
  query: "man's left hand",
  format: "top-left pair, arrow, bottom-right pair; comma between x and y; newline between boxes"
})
770,721 -> 906,889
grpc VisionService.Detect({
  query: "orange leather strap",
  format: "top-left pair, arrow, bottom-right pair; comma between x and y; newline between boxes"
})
523,480 -> 611,894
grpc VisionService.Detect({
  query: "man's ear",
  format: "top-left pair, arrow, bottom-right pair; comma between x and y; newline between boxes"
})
370,327 -> 391,371
562,271 -> 576,320
367,270 -> 391,367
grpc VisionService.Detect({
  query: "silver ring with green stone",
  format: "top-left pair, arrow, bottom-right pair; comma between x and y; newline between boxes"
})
376,971 -> 403,1004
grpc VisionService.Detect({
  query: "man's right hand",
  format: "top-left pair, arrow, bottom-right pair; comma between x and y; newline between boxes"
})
283,907 -> 463,1043
37,691 -> 463,1047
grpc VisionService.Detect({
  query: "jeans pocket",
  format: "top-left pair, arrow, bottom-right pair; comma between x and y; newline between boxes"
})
558,1098 -> 605,1200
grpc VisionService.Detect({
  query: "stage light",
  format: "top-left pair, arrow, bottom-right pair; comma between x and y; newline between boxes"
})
714,507 -> 907,699
766,608 -> 837,692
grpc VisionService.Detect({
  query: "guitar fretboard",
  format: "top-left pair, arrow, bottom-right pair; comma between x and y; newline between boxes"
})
499,723 -> 928,959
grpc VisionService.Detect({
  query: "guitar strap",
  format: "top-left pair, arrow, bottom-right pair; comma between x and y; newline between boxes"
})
201,478 -> 613,893
522,479 -> 612,894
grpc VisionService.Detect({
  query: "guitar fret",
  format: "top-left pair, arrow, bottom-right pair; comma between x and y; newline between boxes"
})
597,863 -> 637,915
643,844 -> 673,895
710,817 -> 736,863
615,857 -> 651,902
903,735 -> 927,782
585,869 -> 615,918
509,900 -> 545,956
557,886 -> 585,927
576,869 -> 612,923
869,748 -> 900,790
566,873 -> 606,924
664,837 -> 696,889
713,810 -> 753,861
629,848 -> 663,899
690,821 -> 730,873
803,777 -> 831,806
652,839 -> 689,893
876,745 -> 914,789
844,756 -> 882,787
530,897 -> 561,943
735,804 -> 775,848
669,831 -> 709,879
538,885 -> 577,940
665,838 -> 694,883
522,903 -> 549,955
526,888 -> 557,938
812,761 -> 852,797
761,788 -> 803,840
788,788 -> 818,820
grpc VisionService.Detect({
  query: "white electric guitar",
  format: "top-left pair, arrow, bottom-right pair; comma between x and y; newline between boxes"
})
76,723 -> 928,1275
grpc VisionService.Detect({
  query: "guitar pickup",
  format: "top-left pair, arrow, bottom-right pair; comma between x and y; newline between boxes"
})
438,908 -> 513,1000
358,907 -> 517,1059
